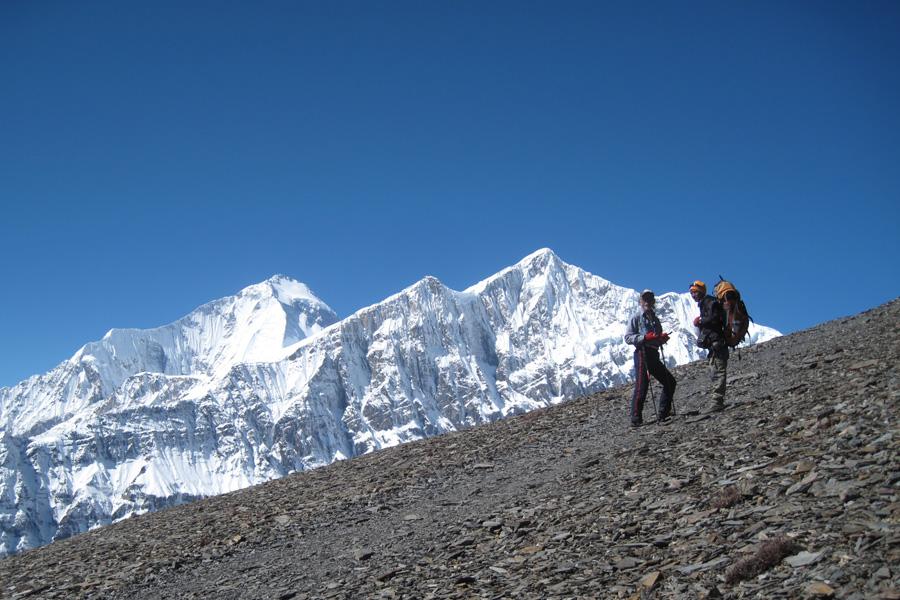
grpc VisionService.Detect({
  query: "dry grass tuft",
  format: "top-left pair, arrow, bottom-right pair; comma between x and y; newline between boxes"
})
711,486 -> 742,510
725,536 -> 800,584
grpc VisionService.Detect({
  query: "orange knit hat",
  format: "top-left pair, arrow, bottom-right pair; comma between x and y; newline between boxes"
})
714,280 -> 737,301
689,280 -> 706,295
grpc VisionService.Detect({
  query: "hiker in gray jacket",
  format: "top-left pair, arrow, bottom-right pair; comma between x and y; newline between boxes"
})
624,290 -> 676,427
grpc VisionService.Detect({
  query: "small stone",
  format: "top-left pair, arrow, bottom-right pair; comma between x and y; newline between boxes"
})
842,522 -> 866,534
840,488 -> 860,503
615,557 -> 640,570
452,536 -> 475,548
807,581 -> 835,597
354,549 -> 374,561
785,550 -> 824,567
375,568 -> 400,582
794,461 -> 816,474
640,571 -> 661,589
817,407 -> 836,419
838,425 -> 859,438
848,359 -> 878,370
787,471 -> 818,495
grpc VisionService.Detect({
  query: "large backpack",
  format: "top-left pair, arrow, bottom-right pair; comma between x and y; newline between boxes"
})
714,276 -> 753,347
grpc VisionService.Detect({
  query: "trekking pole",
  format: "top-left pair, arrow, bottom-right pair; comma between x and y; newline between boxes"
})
642,348 -> 659,422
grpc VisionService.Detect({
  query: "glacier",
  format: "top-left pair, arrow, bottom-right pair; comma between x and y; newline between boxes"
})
0,249 -> 779,556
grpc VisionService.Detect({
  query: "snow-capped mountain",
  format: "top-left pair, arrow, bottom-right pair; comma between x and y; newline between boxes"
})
0,249 -> 779,556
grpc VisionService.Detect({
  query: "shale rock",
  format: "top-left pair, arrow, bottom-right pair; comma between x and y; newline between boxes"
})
1,300 -> 898,599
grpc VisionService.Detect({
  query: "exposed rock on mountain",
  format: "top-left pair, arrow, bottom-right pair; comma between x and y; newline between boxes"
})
0,299 -> 895,599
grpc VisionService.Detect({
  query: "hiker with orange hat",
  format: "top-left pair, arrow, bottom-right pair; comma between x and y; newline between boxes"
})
715,278 -> 751,348
689,280 -> 728,412
624,289 -> 676,427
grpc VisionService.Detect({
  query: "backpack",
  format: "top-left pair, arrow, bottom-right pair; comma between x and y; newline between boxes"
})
695,295 -> 725,350
714,276 -> 753,348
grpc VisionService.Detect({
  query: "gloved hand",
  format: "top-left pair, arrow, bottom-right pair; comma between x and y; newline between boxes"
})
693,316 -> 701,327
659,333 -> 670,344
644,332 -> 662,346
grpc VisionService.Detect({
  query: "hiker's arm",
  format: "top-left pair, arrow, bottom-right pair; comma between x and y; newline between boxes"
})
624,316 -> 643,346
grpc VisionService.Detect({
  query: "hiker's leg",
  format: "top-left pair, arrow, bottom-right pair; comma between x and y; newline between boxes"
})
711,355 -> 727,407
646,351 -> 673,418
630,350 -> 648,425
659,366 -> 677,417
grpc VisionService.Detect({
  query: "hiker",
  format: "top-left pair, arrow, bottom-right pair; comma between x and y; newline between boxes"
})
689,280 -> 728,412
715,279 -> 751,348
722,289 -> 748,347
624,289 -> 676,427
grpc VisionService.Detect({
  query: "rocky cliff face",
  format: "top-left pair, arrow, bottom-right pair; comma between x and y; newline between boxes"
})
0,249 -> 779,556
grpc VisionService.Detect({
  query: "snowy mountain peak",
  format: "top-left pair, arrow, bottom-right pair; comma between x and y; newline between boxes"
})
411,275 -> 447,295
241,274 -> 330,310
2,275 -> 340,440
466,247 -> 595,297
518,246 -> 560,267
510,246 -> 554,260
501,247 -> 562,276
358,275 -> 451,318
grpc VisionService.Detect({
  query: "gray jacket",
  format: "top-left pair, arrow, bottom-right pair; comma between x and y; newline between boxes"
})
624,310 -> 663,348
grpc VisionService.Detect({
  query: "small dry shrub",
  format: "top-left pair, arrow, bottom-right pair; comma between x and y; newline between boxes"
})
711,486 -> 742,510
725,536 -> 800,584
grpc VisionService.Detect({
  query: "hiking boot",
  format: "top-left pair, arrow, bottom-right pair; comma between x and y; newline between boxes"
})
703,403 -> 725,414
630,420 -> 643,428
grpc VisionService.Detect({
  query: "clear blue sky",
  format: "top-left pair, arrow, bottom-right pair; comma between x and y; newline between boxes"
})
2,1 -> 898,387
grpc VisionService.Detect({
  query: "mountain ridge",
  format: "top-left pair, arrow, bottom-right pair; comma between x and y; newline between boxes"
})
0,298 -> 895,599
0,249 -> 780,556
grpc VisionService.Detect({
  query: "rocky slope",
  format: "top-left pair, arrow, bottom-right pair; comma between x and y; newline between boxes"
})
0,249 -> 780,556
1,299 -> 896,598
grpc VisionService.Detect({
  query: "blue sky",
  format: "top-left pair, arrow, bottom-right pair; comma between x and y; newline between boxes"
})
2,1 -> 898,387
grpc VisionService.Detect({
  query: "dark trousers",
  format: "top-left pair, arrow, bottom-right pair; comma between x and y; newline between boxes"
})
631,348 -> 676,423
